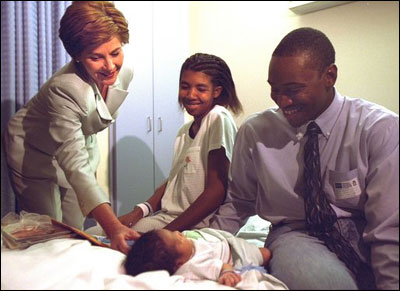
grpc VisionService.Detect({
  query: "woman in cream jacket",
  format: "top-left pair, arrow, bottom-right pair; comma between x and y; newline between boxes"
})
3,1 -> 139,254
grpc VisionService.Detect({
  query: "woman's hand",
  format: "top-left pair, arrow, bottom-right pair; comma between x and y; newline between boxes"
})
108,223 -> 140,254
90,203 -> 140,254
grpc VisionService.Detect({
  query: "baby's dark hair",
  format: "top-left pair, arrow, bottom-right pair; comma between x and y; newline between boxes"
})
273,27 -> 335,74
124,230 -> 180,276
179,53 -> 243,115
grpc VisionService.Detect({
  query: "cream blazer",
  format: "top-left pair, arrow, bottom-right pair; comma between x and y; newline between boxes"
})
4,61 -> 133,216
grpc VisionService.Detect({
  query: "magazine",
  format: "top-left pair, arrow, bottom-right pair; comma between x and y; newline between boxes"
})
51,219 -> 109,248
1,211 -> 109,249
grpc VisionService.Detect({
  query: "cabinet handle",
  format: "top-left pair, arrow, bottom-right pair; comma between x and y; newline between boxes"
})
147,116 -> 152,132
158,117 -> 162,132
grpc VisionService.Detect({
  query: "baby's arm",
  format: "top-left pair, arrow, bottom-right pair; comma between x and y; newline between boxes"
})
218,263 -> 241,287
259,247 -> 271,266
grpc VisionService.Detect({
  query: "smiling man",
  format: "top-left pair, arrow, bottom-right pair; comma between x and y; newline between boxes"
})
211,27 -> 399,290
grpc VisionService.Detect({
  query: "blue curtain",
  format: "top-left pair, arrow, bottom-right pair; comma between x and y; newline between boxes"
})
1,1 -> 71,217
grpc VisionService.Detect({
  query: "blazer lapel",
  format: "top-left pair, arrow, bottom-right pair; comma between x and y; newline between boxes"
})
94,69 -> 130,121
106,87 -> 129,115
96,94 -> 113,121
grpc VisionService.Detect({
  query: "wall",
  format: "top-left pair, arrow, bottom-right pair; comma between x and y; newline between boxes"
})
98,1 -> 399,198
189,1 -> 399,126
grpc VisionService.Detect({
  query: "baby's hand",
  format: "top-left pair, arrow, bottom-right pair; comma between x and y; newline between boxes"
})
218,270 -> 241,287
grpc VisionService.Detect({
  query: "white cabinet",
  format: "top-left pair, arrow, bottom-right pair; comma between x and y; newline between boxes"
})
112,2 -> 188,215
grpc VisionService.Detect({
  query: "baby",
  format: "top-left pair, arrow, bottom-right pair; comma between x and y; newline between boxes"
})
124,228 -> 271,287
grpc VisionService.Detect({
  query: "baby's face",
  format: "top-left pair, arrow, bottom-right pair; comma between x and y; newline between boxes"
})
158,229 -> 194,264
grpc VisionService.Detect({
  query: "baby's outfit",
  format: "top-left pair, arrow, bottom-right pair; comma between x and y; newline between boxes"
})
175,228 -> 263,281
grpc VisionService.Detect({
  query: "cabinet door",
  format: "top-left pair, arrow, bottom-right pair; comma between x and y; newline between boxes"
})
113,2 -> 187,215
153,2 -> 188,187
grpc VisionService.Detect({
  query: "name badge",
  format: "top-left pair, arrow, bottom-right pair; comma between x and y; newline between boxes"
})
334,177 -> 362,199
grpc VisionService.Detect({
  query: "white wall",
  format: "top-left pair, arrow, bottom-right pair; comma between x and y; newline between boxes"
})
98,1 -> 399,195
189,1 -> 399,126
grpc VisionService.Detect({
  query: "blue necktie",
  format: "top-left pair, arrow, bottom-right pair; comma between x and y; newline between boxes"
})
303,121 -> 375,290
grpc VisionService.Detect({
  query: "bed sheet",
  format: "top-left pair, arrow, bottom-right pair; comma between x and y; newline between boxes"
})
236,215 -> 271,247
1,237 -> 287,290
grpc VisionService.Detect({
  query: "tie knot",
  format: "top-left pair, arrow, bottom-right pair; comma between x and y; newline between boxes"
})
306,121 -> 321,137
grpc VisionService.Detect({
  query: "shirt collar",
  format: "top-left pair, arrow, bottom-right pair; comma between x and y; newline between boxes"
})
315,88 -> 344,138
295,88 -> 344,141
91,75 -> 121,95
109,74 -> 121,89
91,73 -> 124,121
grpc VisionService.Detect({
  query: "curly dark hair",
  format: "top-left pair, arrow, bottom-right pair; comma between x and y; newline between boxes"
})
124,230 -> 180,276
272,27 -> 335,74
179,53 -> 243,115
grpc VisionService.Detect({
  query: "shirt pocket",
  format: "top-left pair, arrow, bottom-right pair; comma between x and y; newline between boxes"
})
182,147 -> 201,174
328,168 -> 362,200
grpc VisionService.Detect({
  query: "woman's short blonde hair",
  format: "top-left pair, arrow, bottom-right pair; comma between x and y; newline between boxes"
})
59,1 -> 129,59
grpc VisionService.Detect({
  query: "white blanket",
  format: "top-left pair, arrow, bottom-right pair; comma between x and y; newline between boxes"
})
1,238 -> 287,290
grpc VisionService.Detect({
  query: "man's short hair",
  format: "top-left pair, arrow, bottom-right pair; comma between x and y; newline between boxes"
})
272,27 -> 335,73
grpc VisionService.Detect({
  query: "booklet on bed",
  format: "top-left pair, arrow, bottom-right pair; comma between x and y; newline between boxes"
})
1,211 -> 109,249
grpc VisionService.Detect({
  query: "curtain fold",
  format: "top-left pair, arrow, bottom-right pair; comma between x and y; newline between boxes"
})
1,1 -> 71,217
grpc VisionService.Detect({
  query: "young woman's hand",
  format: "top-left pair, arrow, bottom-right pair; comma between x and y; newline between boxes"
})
118,210 -> 141,228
